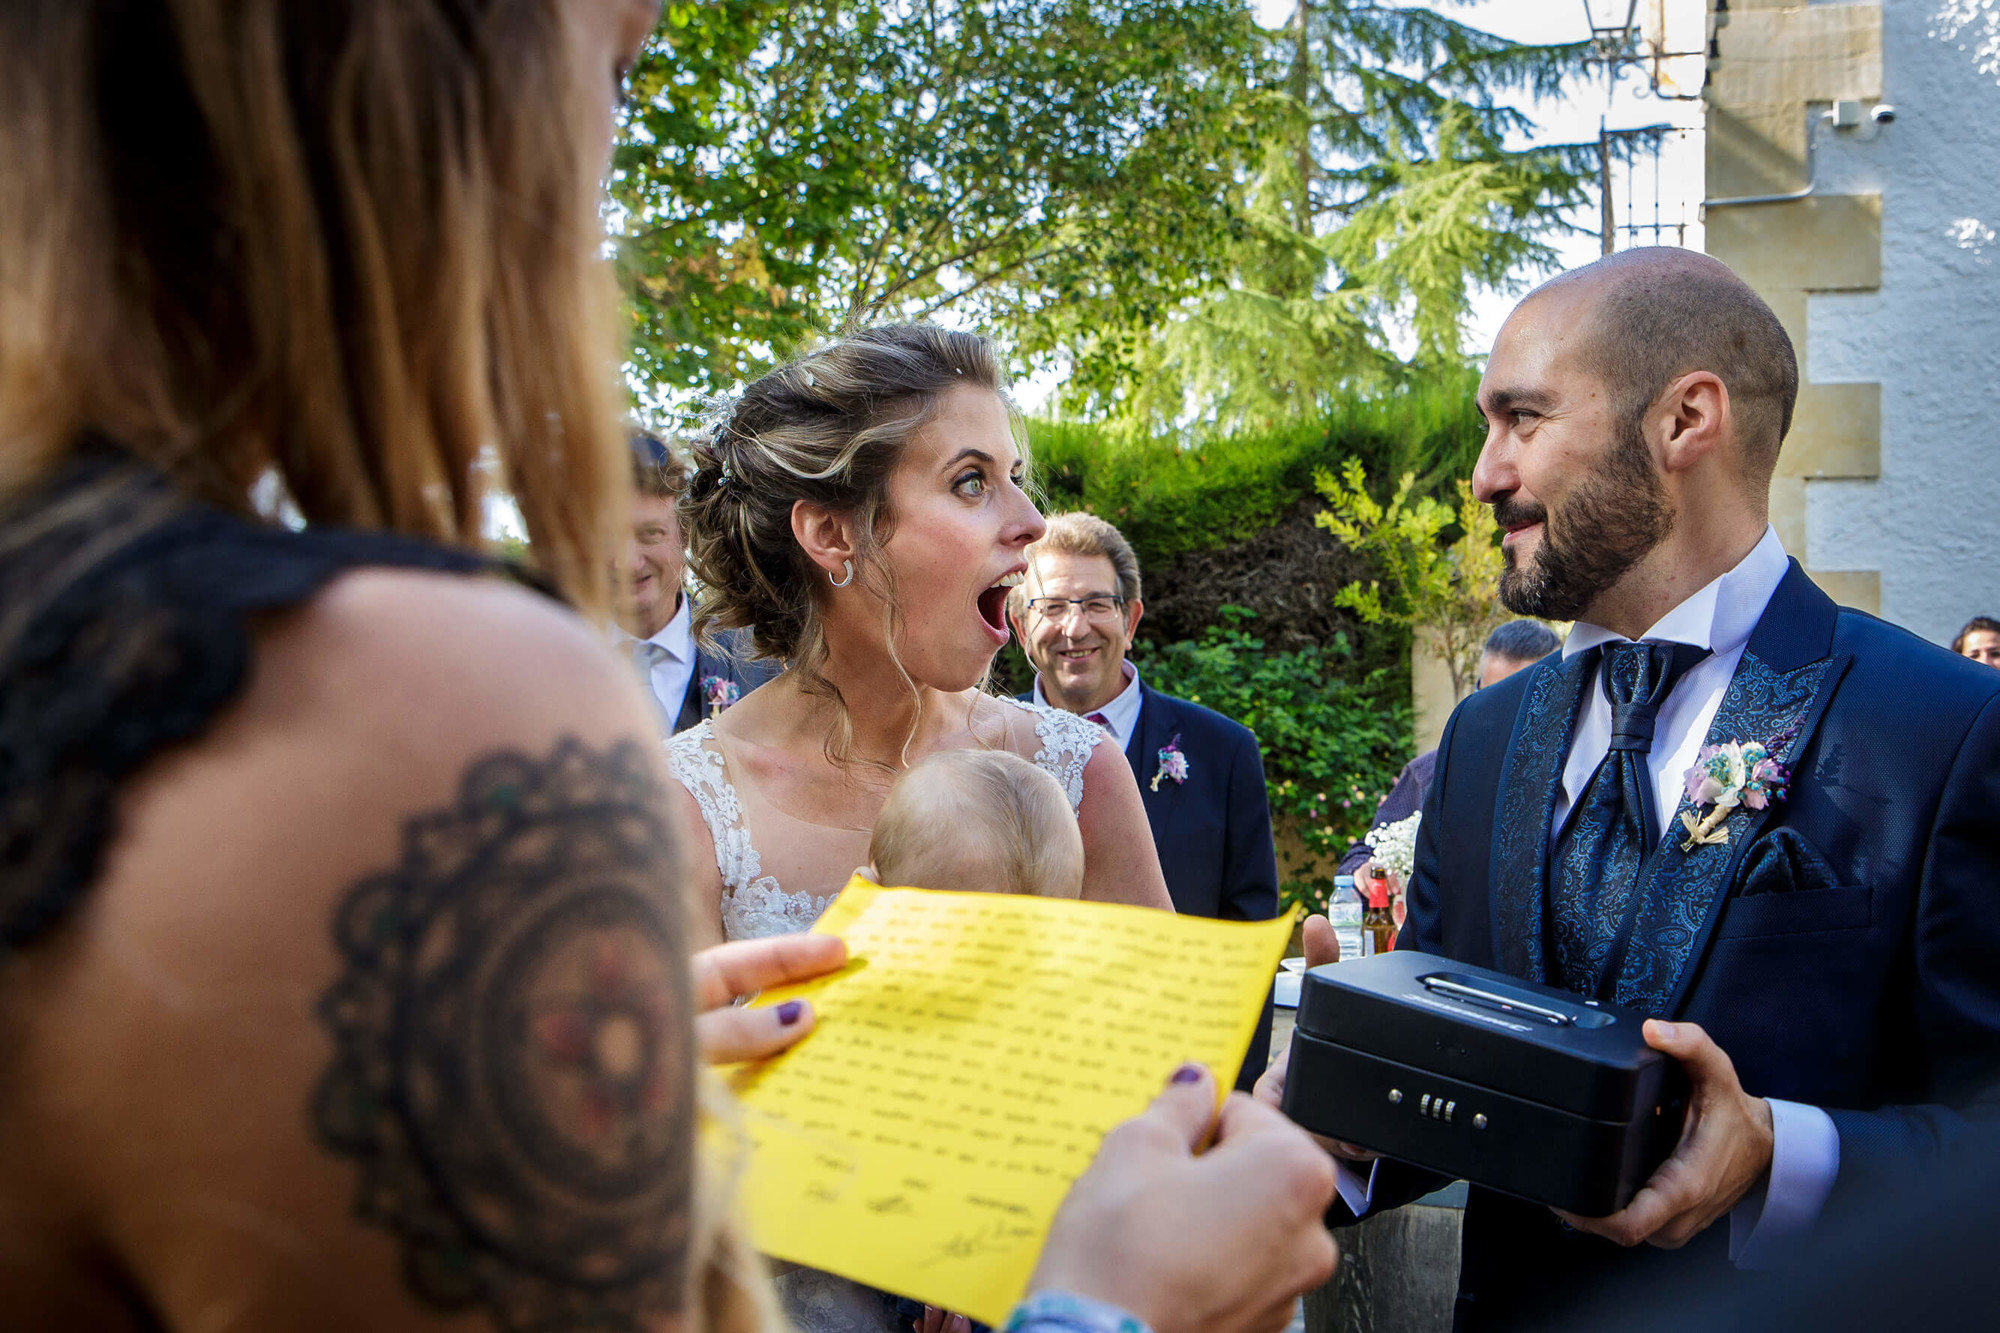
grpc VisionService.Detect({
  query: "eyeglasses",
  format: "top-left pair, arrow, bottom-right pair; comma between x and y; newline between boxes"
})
1025,595 -> 1127,624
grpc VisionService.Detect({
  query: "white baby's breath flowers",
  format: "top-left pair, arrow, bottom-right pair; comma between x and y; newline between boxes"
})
1369,811 -> 1422,880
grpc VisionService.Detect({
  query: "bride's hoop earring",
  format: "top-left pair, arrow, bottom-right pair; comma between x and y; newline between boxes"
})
829,560 -> 854,588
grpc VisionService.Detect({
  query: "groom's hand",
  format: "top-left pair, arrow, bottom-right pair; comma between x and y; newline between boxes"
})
1252,915 -> 1378,1164
1556,1019 -> 1774,1248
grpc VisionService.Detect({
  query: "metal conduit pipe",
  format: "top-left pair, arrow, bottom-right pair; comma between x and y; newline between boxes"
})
1701,107 -> 1830,216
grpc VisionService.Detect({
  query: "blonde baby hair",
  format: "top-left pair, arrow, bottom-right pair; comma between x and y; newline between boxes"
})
869,749 -> 1084,899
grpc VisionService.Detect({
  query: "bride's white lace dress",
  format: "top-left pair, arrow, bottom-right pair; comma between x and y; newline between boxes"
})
666,698 -> 1105,1333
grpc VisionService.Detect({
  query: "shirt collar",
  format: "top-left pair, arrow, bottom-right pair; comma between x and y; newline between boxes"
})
1562,526 -> 1789,660
1035,660 -> 1143,744
617,591 -> 693,662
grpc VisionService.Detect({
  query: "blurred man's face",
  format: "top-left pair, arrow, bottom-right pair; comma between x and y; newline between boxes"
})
1960,630 -> 2000,668
621,493 -> 684,638
1017,551 -> 1141,715
1478,651 -> 1539,690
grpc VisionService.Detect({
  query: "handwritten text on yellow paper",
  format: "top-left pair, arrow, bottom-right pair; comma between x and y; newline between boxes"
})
727,879 -> 1294,1325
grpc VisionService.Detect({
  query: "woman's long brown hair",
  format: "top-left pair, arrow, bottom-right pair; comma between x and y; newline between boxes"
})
0,0 -> 625,619
0,4 -> 794,1329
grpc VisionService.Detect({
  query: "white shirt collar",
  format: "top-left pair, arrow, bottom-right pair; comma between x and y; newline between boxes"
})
1562,526 -> 1789,660
1034,660 -> 1143,749
617,590 -> 693,663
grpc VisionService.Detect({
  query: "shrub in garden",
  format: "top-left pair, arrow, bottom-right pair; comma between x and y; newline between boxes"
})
1133,607 -> 1409,916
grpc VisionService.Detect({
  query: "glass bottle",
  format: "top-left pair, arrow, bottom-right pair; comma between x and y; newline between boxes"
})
1363,866 -> 1396,956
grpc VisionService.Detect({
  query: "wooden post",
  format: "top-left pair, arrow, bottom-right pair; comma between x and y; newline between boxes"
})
1599,122 -> 1616,255
1304,1202 -> 1463,1333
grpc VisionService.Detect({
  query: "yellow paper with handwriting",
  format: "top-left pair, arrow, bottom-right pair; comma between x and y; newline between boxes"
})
725,876 -> 1296,1326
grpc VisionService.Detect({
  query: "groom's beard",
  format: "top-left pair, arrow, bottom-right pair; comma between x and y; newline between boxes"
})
1495,422 -> 1673,622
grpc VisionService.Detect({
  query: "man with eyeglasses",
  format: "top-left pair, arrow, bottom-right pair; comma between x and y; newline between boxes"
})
1008,512 -> 1280,1090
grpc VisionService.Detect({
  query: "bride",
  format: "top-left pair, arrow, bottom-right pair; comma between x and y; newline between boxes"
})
666,323 -> 1174,1332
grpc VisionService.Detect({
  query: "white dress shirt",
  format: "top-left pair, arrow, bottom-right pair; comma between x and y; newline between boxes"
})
619,594 -> 696,724
1555,525 -> 1790,836
1565,526 -> 1834,1266
1343,527 -> 1839,1265
1034,660 -> 1143,750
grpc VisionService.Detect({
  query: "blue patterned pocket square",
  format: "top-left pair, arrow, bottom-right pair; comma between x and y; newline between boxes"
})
1734,827 -> 1839,898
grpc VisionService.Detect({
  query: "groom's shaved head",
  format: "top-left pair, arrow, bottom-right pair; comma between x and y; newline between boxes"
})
1531,248 -> 1798,480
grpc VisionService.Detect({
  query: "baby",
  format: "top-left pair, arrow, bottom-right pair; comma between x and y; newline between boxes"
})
866,748 -> 1085,898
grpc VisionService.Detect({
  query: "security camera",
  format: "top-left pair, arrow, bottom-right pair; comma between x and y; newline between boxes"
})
1872,104 -> 1897,124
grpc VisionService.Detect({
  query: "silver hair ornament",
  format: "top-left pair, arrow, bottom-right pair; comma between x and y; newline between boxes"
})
696,392 -> 742,486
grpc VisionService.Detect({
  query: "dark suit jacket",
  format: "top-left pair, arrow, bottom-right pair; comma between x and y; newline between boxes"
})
668,620 -> 779,735
1355,563 -> 2000,1330
1025,680 -> 1282,1090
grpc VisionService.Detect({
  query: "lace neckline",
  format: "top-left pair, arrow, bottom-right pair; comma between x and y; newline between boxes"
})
663,698 -> 1103,940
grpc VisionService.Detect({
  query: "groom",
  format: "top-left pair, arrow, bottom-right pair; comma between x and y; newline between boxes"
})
1295,249 -> 2000,1328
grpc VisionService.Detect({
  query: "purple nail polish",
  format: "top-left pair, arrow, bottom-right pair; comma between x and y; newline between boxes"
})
777,1000 -> 805,1026
1171,1062 -> 1204,1084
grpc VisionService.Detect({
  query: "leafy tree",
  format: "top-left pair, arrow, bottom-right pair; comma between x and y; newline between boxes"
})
611,0 -> 1263,407
1064,2 -> 1607,431
1314,458 -> 1507,700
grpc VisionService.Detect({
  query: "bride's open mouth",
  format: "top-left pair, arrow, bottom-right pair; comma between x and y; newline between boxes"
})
977,570 -> 1024,639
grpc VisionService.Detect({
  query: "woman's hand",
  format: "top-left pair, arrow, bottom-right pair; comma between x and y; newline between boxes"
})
693,933 -> 849,1065
1029,1064 -> 1339,1333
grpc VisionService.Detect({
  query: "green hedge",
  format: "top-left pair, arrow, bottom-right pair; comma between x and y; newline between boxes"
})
1133,608 -> 1410,916
1005,375 -> 1484,914
1025,367 -> 1485,575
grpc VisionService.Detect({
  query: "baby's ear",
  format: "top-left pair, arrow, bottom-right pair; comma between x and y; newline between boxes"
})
855,865 -> 880,884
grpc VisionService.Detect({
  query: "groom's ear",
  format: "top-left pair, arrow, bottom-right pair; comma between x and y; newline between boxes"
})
1656,371 -> 1729,476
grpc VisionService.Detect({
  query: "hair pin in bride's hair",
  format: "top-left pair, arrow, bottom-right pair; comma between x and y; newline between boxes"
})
696,392 -> 742,487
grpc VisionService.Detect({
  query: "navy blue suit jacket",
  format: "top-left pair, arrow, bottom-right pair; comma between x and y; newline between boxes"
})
1025,680 -> 1282,1089
1363,563 -> 2000,1329
669,621 -> 779,735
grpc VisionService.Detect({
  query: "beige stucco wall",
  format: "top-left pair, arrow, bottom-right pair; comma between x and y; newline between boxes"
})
1409,2 -> 1897,743
1704,2 -> 1884,612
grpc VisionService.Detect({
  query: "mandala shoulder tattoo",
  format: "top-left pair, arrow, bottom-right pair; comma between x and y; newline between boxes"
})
314,738 -> 694,1331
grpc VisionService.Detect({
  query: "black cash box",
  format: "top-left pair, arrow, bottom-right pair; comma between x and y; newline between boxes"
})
1281,951 -> 1689,1216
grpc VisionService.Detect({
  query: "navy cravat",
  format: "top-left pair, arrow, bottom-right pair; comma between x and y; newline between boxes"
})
1549,640 -> 1712,998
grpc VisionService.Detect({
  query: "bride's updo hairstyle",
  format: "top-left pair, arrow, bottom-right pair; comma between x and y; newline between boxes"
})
682,324 -> 1017,752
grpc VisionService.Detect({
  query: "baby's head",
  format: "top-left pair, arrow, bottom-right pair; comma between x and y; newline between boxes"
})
868,749 -> 1085,898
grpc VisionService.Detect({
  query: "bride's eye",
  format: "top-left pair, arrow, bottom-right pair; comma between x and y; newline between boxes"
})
953,471 -> 987,498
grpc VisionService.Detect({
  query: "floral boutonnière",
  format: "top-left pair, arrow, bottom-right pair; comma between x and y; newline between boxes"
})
701,674 -> 741,715
1679,738 -> 1791,852
1150,734 -> 1189,791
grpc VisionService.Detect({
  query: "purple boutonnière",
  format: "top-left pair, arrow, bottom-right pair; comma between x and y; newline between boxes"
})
1150,733 -> 1189,791
701,674 -> 741,715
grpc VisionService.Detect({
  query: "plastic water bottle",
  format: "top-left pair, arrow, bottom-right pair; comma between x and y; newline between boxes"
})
1328,872 -> 1365,962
